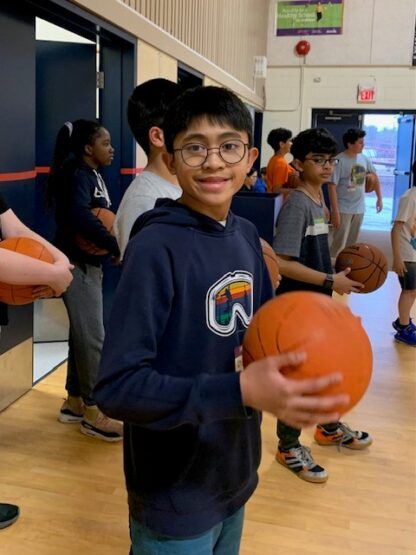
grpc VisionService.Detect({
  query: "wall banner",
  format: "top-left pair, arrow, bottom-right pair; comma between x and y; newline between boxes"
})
275,1 -> 344,37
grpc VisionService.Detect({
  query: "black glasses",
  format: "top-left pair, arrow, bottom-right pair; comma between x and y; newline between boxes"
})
304,156 -> 339,167
174,140 -> 249,167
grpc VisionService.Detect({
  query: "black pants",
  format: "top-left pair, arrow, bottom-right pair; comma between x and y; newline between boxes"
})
277,420 -> 339,449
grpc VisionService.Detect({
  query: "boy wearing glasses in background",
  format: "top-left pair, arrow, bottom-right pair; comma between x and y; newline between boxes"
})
273,128 -> 372,484
94,90 -> 348,554
328,127 -> 383,258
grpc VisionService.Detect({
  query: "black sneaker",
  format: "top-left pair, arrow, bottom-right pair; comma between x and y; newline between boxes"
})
0,503 -> 19,529
392,318 -> 416,332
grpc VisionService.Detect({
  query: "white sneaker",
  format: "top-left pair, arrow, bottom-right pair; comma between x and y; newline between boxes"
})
80,406 -> 123,442
58,396 -> 84,423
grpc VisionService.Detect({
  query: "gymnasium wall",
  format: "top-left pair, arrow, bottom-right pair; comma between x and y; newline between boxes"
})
71,0 -> 266,108
262,0 -> 416,164
120,0 -> 268,90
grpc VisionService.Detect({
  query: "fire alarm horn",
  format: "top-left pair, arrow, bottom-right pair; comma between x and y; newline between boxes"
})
295,40 -> 311,56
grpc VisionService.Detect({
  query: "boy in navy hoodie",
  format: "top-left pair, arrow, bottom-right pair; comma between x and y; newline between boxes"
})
94,86 -> 348,555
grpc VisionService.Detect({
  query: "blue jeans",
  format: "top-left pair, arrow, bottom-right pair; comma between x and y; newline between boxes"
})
129,507 -> 244,555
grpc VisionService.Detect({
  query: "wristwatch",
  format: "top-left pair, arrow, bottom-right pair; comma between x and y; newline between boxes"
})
322,273 -> 334,290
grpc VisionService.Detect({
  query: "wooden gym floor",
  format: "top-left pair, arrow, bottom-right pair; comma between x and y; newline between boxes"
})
0,272 -> 415,555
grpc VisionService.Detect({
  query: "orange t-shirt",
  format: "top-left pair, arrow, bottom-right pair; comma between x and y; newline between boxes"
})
266,154 -> 295,193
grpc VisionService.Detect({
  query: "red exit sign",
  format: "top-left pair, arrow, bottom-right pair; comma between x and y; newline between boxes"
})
357,86 -> 376,103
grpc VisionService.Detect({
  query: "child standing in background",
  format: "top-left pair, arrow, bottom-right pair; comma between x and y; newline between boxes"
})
391,161 -> 416,347
47,119 -> 122,441
273,128 -> 371,484
114,78 -> 182,259
253,166 -> 267,193
265,128 -> 296,194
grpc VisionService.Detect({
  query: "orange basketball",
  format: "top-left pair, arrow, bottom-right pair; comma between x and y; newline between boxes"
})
260,238 -> 280,288
335,242 -> 388,293
285,172 -> 300,189
0,237 -> 54,305
242,291 -> 373,415
76,207 -> 115,256
365,172 -> 380,193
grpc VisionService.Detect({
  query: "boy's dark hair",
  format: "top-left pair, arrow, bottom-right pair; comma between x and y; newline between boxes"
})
342,128 -> 366,149
127,78 -> 181,155
163,86 -> 254,153
291,128 -> 338,161
267,128 -> 292,151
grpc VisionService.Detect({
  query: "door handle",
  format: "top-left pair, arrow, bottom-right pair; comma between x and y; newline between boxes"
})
393,170 -> 410,176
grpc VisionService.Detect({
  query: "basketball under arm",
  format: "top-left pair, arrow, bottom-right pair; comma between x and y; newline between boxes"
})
1,209 -> 69,264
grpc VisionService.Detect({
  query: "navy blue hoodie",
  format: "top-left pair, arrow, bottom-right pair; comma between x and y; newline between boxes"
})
53,161 -> 119,265
94,199 -> 273,538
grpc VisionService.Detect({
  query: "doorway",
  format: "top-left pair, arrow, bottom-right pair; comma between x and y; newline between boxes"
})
362,114 -> 399,231
33,9 -> 135,382
312,108 -> 416,268
312,108 -> 416,233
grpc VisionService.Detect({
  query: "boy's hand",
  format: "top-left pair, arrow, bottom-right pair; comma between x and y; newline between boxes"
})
111,255 -> 122,266
32,285 -> 55,299
239,352 -> 349,429
392,257 -> 406,277
47,261 -> 74,296
376,197 -> 383,213
330,209 -> 340,228
333,268 -> 364,294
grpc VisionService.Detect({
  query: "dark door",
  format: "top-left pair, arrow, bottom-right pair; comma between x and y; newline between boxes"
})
100,39 -> 135,206
392,115 -> 416,219
35,40 -> 96,240
99,38 -> 135,325
177,63 -> 203,91
254,110 -> 263,170
0,0 -> 36,354
312,111 -> 362,205
312,111 -> 362,152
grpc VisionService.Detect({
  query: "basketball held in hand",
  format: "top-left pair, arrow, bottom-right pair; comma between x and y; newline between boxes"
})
0,237 -> 54,305
76,207 -> 115,256
365,172 -> 380,193
335,243 -> 388,293
260,238 -> 280,288
242,291 -> 373,416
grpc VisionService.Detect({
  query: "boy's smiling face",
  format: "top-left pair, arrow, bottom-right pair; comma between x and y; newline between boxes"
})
165,117 -> 258,221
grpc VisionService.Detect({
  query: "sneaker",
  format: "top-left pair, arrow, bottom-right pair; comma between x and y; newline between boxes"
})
394,325 -> 416,347
58,396 -> 84,423
314,422 -> 373,450
275,444 -> 328,483
0,503 -> 19,529
81,406 -> 123,442
392,317 -> 416,332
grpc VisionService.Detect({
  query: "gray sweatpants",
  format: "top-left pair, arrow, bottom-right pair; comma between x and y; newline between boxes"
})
62,262 -> 104,405
329,212 -> 364,259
